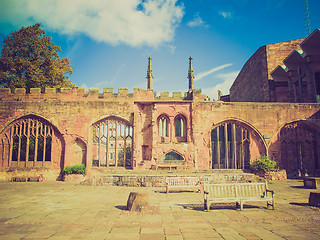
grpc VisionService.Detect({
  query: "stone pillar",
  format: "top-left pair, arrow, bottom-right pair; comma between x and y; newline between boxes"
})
288,71 -> 296,102
63,133 -> 73,167
86,125 -> 93,177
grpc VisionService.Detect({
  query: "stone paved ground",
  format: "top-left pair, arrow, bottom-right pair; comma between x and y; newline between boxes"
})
0,179 -> 320,240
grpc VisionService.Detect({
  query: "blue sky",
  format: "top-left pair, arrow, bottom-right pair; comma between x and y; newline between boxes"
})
1,0 -> 319,100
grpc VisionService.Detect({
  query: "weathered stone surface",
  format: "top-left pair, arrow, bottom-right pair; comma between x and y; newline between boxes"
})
309,192 -> 320,207
127,192 -> 150,212
304,177 -> 320,189
64,174 -> 86,182
254,170 -> 287,181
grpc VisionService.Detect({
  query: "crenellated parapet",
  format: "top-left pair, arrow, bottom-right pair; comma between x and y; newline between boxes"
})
0,87 -> 205,102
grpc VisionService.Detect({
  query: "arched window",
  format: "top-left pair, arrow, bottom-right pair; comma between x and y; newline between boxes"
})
92,117 -> 133,168
175,115 -> 187,141
158,115 -> 169,137
0,115 -> 62,170
280,122 -> 320,177
211,121 -> 258,169
161,151 -> 184,161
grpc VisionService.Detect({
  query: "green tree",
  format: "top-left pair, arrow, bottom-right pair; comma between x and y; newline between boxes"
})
0,23 -> 75,92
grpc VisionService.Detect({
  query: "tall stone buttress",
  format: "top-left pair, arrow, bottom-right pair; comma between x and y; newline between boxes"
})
147,56 -> 154,91
188,56 -> 194,91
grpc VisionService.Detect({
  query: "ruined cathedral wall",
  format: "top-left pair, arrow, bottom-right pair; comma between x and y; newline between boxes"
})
230,46 -> 269,102
192,101 -> 320,168
0,95 -> 136,171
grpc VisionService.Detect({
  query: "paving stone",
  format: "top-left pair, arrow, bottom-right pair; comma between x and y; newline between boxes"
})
141,227 -> 163,234
0,180 -> 320,240
140,233 -> 165,240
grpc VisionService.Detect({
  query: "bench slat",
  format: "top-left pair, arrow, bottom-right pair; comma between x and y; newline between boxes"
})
204,182 -> 274,211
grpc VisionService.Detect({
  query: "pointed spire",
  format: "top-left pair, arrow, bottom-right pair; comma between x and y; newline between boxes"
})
188,56 -> 194,91
147,56 -> 154,91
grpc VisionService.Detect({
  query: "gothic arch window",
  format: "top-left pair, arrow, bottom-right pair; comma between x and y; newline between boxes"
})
280,122 -> 320,176
161,151 -> 184,161
92,117 -> 133,168
0,115 -> 61,169
175,115 -> 187,142
211,121 -> 260,169
158,115 -> 169,137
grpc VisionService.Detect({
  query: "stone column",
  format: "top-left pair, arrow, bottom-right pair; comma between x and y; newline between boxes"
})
288,71 -> 296,102
86,125 -> 93,176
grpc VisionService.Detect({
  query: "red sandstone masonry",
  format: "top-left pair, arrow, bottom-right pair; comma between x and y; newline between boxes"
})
1,86 -> 320,171
230,39 -> 305,102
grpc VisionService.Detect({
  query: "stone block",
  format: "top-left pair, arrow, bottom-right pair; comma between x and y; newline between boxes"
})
173,92 -> 182,99
309,192 -> 320,207
45,88 -> 56,94
0,88 -> 11,95
15,88 -> 26,94
30,88 -> 41,94
127,192 -> 150,212
118,88 -> 128,95
304,177 -> 320,189
160,92 -> 169,98
104,88 -> 114,93
60,88 -> 72,93
89,88 -> 99,95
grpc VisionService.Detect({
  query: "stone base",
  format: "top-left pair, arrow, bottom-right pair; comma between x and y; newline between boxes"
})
254,170 -> 287,181
304,177 -> 320,189
127,192 -> 150,212
63,174 -> 86,182
309,192 -> 320,207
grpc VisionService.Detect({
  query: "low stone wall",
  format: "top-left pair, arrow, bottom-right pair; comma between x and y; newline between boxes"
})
254,169 -> 287,181
80,172 -> 262,187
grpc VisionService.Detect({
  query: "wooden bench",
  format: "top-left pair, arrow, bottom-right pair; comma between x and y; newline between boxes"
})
156,164 -> 179,170
11,174 -> 44,182
166,176 -> 202,193
203,182 -> 274,211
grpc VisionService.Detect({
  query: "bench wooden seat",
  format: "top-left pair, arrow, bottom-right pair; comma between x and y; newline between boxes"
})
156,164 -> 179,170
166,176 -> 202,193
11,174 -> 44,182
203,182 -> 274,211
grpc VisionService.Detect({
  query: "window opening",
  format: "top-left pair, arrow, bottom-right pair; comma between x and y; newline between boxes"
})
8,117 -> 53,166
211,122 -> 251,169
92,117 -> 133,167
161,151 -> 184,161
159,116 -> 168,137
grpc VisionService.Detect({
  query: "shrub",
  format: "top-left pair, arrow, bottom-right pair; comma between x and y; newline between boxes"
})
63,164 -> 86,176
251,156 -> 277,173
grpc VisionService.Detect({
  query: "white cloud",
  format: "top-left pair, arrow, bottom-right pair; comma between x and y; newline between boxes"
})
1,0 -> 184,47
195,64 -> 232,81
187,13 -> 208,28
202,71 -> 239,100
219,11 -> 232,19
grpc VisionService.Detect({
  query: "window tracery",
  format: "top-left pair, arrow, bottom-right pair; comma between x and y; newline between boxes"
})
92,117 -> 132,167
0,116 -> 54,168
158,115 -> 169,137
211,122 -> 251,169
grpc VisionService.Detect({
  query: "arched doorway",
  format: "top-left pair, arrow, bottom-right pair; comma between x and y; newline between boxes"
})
280,121 -> 320,176
211,120 -> 265,169
0,115 -> 64,170
92,117 -> 133,168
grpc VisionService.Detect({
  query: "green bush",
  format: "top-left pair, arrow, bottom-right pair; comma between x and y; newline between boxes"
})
63,164 -> 86,176
251,156 -> 277,173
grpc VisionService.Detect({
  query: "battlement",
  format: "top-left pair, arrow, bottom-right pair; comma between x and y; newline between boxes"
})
0,87 -> 205,102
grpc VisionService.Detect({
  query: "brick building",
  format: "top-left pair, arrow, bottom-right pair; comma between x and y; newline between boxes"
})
1,30 -> 320,179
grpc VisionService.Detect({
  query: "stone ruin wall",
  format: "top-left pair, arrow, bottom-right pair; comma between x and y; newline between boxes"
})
230,39 -> 305,102
1,87 -> 320,174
